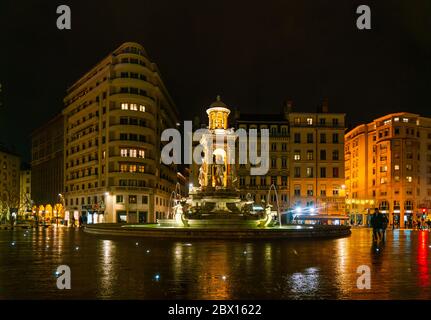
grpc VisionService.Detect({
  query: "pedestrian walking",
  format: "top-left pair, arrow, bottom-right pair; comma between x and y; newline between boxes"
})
370,208 -> 380,242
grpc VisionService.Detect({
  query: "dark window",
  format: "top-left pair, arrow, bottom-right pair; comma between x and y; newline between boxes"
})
333,167 -> 339,178
320,149 -> 327,160
320,167 -> 327,178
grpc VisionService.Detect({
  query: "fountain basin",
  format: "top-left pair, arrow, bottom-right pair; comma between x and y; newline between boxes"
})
84,223 -> 351,239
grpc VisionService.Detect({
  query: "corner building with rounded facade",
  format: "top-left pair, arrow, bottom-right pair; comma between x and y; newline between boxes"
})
63,42 -> 179,224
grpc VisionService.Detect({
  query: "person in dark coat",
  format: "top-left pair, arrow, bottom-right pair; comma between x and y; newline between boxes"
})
370,208 -> 380,242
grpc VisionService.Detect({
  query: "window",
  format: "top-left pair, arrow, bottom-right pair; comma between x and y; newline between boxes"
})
294,185 -> 301,197
307,133 -> 313,143
307,150 -> 314,160
120,164 -> 128,172
294,167 -> 301,178
294,151 -> 301,161
129,165 -> 137,173
406,176 -> 413,183
332,150 -> 339,161
121,103 -> 128,110
320,150 -> 326,160
333,167 -> 339,178
281,176 -> 287,186
307,185 -> 313,196
320,186 -> 326,196
406,164 -> 412,171
306,167 -> 314,178
282,158 -> 287,168
332,118 -> 339,126
138,150 -> 145,158
130,103 -> 138,111
307,118 -> 313,125
320,118 -> 326,126
130,149 -> 137,157
138,165 -> 145,173
116,195 -> 124,203
294,133 -> 301,143
139,105 -> 146,112
142,195 -> 148,204
271,143 -> 277,151
271,158 -> 277,168
394,165 -> 400,170
129,195 -> 137,204
320,167 -> 327,178
332,133 -> 339,144
294,117 -> 301,125
320,133 -> 326,144
120,149 -> 128,157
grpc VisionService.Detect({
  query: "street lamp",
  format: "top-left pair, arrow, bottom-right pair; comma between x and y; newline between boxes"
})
58,193 -> 65,227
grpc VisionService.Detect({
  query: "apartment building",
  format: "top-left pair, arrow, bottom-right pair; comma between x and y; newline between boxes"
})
345,112 -> 431,227
0,145 -> 20,215
62,42 -> 179,224
235,100 -> 346,216
31,113 -> 64,206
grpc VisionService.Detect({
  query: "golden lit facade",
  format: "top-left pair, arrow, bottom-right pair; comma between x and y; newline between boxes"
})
345,112 -> 431,227
19,164 -> 31,214
63,42 -> 179,224
0,147 -> 20,214
235,101 -> 346,215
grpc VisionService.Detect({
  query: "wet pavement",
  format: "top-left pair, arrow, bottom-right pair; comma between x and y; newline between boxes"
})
0,227 -> 430,299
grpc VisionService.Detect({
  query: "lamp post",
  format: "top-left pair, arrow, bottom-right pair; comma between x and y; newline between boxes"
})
58,193 -> 65,227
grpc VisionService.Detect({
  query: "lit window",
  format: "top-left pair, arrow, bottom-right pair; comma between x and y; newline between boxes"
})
380,177 -> 387,184
394,176 -> 400,182
121,103 -> 128,110
138,150 -> 145,158
130,103 -> 138,111
139,105 -> 146,112
394,117 -> 399,122
129,165 -> 137,173
406,176 -> 413,182
130,149 -> 137,157
307,118 -> 313,125
120,164 -> 128,172
403,118 -> 409,123
138,165 -> 145,173
394,165 -> 400,170
120,149 -> 128,157
294,152 -> 301,161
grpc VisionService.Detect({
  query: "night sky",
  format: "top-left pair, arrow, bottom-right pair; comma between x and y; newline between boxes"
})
1,0 -> 430,161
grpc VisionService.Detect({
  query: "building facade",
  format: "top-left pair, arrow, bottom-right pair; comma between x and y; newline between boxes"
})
63,42 -> 179,224
345,112 -> 431,227
235,100 -> 346,217
19,163 -> 31,214
31,113 -> 64,206
0,146 -> 20,217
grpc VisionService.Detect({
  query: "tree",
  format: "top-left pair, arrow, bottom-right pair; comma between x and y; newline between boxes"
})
0,187 -> 20,225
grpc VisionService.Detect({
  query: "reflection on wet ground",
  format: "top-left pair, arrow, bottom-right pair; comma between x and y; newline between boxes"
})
0,228 -> 430,299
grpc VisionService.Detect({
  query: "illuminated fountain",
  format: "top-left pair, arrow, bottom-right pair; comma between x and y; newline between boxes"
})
158,96 -> 273,228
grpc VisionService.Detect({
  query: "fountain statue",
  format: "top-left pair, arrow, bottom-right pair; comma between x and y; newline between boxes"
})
158,96 -> 268,228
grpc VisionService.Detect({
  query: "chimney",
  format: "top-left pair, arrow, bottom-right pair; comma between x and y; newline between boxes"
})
321,98 -> 329,113
283,99 -> 293,113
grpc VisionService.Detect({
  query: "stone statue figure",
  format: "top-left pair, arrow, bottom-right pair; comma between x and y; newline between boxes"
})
198,165 -> 205,187
214,163 -> 225,187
